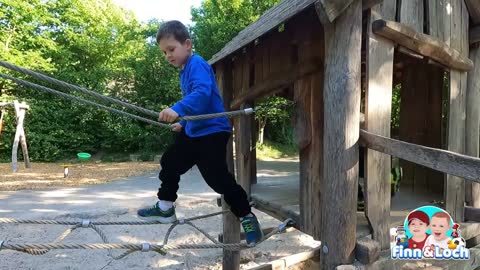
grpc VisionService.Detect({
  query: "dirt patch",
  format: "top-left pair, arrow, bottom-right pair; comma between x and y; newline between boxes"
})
0,161 -> 160,191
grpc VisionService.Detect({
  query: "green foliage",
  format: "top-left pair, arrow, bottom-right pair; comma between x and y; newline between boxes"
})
190,0 -> 281,60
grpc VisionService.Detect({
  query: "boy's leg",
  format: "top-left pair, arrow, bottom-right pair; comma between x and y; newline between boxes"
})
195,132 -> 263,244
137,131 -> 195,222
157,131 -> 196,201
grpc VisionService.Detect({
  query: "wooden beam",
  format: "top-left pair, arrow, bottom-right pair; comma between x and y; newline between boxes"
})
465,206 -> 480,222
362,0 -> 383,10
249,246 -> 321,270
355,237 -> 380,264
360,130 -> 480,184
446,0 -> 468,223
364,0 -> 395,250
218,227 -> 295,243
465,0 -> 480,26
230,60 -> 321,110
217,61 -> 241,270
317,0 -> 361,268
372,19 -> 474,71
470,26 -> 480,45
317,0 -> 356,22
466,44 -> 480,208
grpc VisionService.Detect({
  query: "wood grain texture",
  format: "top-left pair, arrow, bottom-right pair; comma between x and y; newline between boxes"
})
465,0 -> 480,25
316,0 -> 362,267
398,0 -> 424,32
372,19 -> 473,71
364,0 -> 395,250
466,44 -> 480,208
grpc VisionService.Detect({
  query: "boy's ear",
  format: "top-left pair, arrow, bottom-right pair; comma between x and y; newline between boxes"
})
185,39 -> 192,49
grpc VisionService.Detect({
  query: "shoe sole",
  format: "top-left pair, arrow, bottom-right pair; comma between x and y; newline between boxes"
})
137,215 -> 177,223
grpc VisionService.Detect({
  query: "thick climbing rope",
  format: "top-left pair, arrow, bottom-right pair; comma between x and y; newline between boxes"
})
0,211 -> 295,259
0,61 -> 254,127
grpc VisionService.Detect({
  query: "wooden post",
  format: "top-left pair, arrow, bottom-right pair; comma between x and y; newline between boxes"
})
11,100 -> 30,172
364,0 -> 395,250
294,71 -> 323,237
445,0 -> 469,222
217,60 -> 240,270
466,43 -> 480,208
316,0 -> 361,268
236,53 -> 253,195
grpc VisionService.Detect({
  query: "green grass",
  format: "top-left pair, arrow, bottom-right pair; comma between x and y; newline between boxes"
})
255,140 -> 298,160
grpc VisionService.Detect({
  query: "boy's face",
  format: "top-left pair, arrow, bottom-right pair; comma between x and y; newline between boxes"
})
429,216 -> 450,241
158,36 -> 192,68
408,218 -> 428,238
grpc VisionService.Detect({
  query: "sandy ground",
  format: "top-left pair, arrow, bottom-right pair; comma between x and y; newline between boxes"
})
0,159 -> 321,270
0,162 -> 160,191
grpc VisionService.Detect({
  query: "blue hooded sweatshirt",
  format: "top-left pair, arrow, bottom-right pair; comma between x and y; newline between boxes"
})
171,54 -> 231,137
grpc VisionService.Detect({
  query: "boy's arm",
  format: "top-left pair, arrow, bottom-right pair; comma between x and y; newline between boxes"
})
171,62 -> 212,117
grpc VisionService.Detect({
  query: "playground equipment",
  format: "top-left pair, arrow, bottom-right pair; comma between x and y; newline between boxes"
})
0,101 -> 31,172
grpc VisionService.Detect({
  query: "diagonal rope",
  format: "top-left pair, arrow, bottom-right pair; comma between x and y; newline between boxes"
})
0,61 -> 255,122
0,60 -> 159,118
0,73 -> 172,129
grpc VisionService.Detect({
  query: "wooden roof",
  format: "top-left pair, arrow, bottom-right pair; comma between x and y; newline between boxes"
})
208,0 -> 316,65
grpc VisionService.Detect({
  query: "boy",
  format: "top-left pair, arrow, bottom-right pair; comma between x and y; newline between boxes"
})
137,20 -> 263,245
406,210 -> 430,249
424,211 -> 452,251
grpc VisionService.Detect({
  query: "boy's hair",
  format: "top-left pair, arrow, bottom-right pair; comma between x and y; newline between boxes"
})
431,211 -> 451,223
156,20 -> 190,44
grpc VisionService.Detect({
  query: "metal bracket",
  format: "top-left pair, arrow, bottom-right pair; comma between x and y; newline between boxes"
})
82,219 -> 91,228
141,243 -> 150,252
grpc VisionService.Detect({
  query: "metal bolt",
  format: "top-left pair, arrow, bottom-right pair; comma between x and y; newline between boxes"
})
322,244 -> 329,254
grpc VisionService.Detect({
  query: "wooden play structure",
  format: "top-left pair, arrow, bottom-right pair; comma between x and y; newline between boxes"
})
0,100 -> 31,172
209,0 -> 480,269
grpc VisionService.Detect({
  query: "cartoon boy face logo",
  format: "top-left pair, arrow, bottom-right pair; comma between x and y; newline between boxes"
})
408,211 -> 429,239
430,212 -> 451,241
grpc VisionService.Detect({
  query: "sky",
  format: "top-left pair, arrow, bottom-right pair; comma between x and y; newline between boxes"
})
112,0 -> 204,25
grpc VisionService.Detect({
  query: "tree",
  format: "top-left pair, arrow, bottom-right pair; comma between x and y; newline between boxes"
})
190,0 -> 280,60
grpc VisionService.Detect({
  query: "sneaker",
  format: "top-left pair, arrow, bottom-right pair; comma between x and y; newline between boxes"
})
240,213 -> 263,245
137,203 -> 177,223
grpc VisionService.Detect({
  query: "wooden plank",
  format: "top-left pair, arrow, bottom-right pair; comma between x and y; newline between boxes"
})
372,19 -> 474,71
424,65 -> 444,194
217,61 -> 241,270
218,227 -> 295,243
466,43 -> 480,208
398,0 -> 424,32
469,26 -> 480,45
427,0 -> 451,44
294,72 -> 323,237
465,0 -> 480,25
364,0 -> 395,250
360,130 -> 480,184
316,0 -> 361,268
317,0 -> 356,22
209,0 -> 316,65
235,55 -> 253,196
465,206 -> 480,222
355,237 -> 380,264
249,246 -> 321,270
250,194 -> 301,229
446,0 -> 469,223
230,60 -> 321,110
